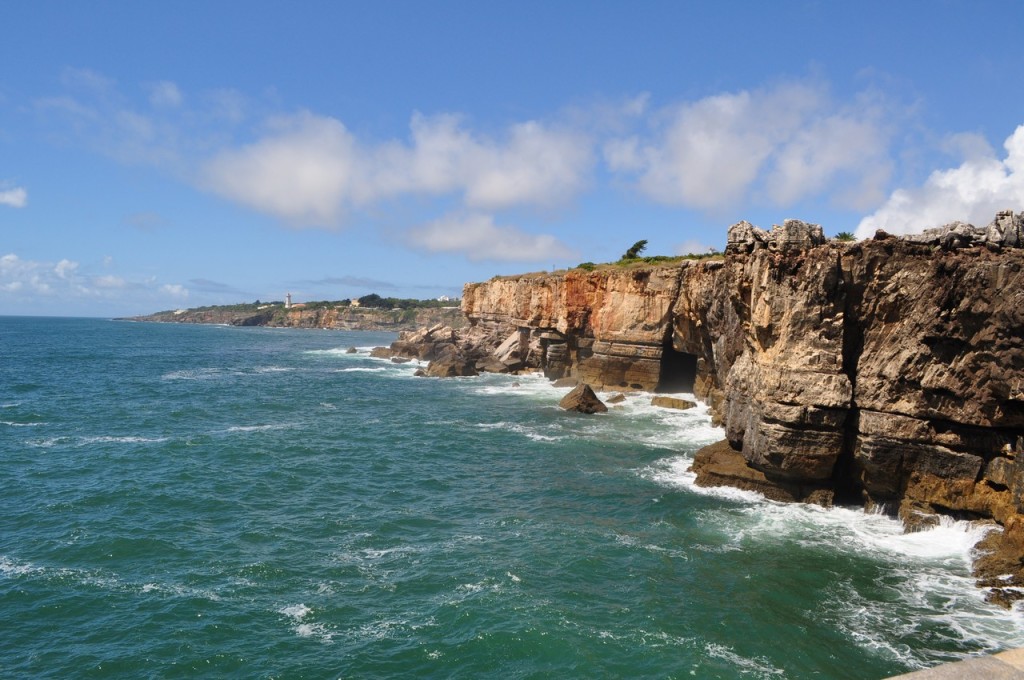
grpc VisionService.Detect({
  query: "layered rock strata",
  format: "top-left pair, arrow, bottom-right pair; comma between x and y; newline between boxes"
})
387,212 -> 1024,602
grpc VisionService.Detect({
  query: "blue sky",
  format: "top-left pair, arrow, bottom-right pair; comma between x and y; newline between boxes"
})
3,1 -> 1024,316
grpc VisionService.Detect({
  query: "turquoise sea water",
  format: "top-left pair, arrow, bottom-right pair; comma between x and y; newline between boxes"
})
2,317 -> 1023,679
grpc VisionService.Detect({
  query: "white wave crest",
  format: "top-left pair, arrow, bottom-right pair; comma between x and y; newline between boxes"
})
704,642 -> 786,677
224,424 -> 290,434
0,555 -> 43,577
161,368 -> 226,381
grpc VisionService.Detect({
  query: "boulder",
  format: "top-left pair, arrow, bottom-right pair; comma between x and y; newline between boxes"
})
370,346 -> 394,359
475,355 -> 509,374
690,440 -> 834,506
424,346 -> 479,377
551,377 -> 578,388
651,396 -> 696,410
984,210 -> 1024,249
345,347 -> 358,354
606,393 -> 627,404
726,220 -> 770,254
770,219 -> 826,252
559,384 -> 608,414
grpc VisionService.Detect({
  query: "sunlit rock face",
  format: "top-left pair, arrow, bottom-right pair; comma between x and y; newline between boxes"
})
455,213 -> 1024,541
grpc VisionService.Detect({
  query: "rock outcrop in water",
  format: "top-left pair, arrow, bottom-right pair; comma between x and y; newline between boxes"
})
387,211 -> 1024,603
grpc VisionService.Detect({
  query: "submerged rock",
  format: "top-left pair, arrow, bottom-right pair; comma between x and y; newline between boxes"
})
559,384 -> 607,414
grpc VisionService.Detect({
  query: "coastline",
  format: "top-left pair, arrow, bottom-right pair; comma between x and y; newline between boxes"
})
126,304 -> 466,333
377,213 -> 1024,608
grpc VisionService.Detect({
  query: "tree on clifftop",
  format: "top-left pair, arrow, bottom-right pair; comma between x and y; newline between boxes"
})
357,293 -> 389,308
622,240 -> 648,260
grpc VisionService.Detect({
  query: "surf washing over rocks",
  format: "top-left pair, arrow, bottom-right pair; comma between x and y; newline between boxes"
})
376,211 -> 1024,607
2,317 -> 1024,677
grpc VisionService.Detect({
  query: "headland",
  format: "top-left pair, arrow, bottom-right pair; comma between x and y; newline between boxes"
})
378,211 -> 1024,605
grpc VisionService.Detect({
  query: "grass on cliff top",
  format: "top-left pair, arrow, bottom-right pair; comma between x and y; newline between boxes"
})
488,252 -> 726,280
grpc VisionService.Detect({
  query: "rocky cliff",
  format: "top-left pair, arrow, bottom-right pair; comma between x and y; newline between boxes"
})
394,211 -> 1024,603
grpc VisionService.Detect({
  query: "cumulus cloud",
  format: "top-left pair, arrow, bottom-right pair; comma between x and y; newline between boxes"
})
856,124 -> 1024,236
0,252 -> 187,307
54,259 -> 78,279
200,111 -> 592,226
605,81 -> 892,213
201,112 -> 359,225
406,212 -> 576,262
0,186 -> 27,208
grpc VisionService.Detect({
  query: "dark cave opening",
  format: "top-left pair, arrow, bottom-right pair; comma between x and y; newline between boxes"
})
656,345 -> 698,393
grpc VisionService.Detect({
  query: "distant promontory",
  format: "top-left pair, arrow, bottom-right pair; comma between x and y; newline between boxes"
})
128,294 -> 466,332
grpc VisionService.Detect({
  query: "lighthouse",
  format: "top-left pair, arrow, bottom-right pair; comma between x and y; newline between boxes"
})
285,293 -> 292,309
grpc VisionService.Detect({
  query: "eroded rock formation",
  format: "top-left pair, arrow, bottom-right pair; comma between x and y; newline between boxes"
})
386,212 -> 1024,603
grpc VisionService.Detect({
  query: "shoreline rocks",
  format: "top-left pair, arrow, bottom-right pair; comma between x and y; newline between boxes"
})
384,211 -> 1024,602
559,384 -> 608,414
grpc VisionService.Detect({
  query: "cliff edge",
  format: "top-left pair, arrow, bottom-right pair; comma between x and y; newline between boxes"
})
389,211 -> 1024,603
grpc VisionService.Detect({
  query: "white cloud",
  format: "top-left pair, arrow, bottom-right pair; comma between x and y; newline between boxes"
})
201,112 -> 359,225
406,212 -> 576,262
0,252 -> 186,307
605,81 -> 892,212
149,81 -> 183,108
200,111 -> 593,226
54,259 -> 78,279
0,186 -> 27,208
160,283 -> 188,298
93,274 -> 127,289
856,124 -> 1024,236
455,119 -> 591,210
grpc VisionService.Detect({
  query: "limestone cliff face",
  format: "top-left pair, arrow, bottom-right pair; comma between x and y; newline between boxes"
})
463,267 -> 684,390
458,216 -> 1024,543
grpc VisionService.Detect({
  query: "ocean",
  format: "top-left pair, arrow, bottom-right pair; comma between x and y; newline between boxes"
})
2,316 -> 1022,679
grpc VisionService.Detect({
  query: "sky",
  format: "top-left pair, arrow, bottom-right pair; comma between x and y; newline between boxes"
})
3,1 -> 1024,317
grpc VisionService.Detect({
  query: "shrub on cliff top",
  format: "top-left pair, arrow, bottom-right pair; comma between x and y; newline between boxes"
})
621,240 -> 648,260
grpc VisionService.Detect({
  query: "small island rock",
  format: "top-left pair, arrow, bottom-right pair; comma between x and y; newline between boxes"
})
559,384 -> 608,414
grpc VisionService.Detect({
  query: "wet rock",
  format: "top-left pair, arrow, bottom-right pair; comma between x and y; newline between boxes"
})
558,384 -> 608,414
651,396 -> 696,410
606,393 -> 626,404
345,347 -> 358,354
690,440 -> 834,506
425,346 -> 479,378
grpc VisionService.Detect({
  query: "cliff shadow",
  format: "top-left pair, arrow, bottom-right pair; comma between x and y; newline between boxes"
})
656,344 -> 697,393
